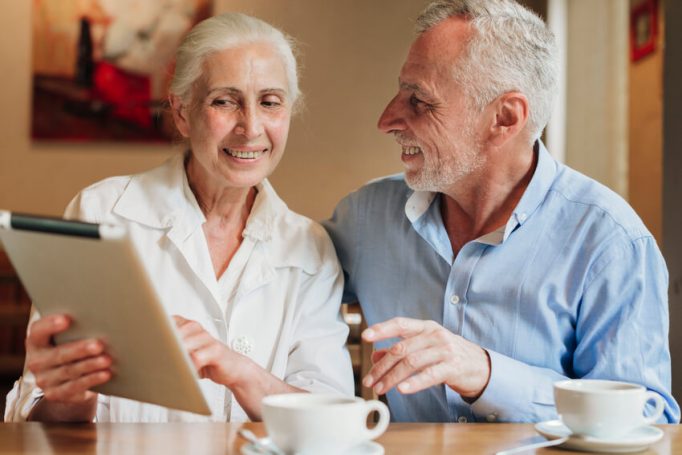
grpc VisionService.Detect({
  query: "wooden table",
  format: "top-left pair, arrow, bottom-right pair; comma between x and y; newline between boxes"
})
0,422 -> 678,454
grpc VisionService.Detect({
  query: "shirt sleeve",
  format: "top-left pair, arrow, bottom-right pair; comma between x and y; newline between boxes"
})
470,235 -> 680,423
4,309 -> 44,422
283,229 -> 355,396
4,193 -> 100,422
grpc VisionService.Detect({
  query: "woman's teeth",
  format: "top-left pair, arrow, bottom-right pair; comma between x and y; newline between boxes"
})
402,146 -> 422,155
224,148 -> 265,159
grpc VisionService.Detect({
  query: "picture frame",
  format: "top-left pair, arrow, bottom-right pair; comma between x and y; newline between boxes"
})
630,0 -> 658,62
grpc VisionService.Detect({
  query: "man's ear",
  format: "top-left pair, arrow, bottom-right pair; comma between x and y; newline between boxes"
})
169,94 -> 190,138
488,92 -> 529,147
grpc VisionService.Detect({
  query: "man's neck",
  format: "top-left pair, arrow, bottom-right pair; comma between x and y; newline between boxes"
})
440,143 -> 537,257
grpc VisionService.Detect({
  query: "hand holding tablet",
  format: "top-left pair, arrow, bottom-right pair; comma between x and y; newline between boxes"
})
0,210 -> 211,416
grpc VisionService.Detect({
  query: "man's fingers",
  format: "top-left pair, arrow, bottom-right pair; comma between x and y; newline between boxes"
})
362,317 -> 433,343
376,346 -> 447,395
26,315 -> 70,349
396,362 -> 449,395
363,329 -> 441,389
371,349 -> 388,364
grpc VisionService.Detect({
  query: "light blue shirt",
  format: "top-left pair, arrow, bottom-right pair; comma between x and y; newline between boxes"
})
324,142 -> 679,423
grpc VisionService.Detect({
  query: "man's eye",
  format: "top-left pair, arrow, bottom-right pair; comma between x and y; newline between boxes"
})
409,94 -> 433,113
410,95 -> 423,105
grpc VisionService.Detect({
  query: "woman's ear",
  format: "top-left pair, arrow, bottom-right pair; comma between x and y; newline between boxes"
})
169,94 -> 190,138
488,92 -> 529,147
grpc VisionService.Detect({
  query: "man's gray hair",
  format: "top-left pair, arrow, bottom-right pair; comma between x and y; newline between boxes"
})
417,0 -> 558,141
170,13 -> 300,107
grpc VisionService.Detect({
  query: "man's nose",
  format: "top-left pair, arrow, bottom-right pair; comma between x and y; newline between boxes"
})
377,95 -> 406,134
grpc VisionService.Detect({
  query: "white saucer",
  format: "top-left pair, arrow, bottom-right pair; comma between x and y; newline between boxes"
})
535,420 -> 664,453
241,441 -> 384,455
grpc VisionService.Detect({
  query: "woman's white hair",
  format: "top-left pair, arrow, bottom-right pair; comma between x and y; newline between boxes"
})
416,0 -> 558,141
170,12 -> 300,107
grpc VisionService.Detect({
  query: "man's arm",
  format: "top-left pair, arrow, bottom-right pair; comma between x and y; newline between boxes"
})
362,235 -> 680,423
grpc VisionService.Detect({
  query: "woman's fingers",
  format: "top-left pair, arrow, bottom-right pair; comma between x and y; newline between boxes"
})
27,339 -> 104,374
42,370 -> 112,403
26,315 -> 70,350
35,354 -> 112,391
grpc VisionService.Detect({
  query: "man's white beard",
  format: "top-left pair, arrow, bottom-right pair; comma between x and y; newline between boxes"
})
405,140 -> 484,192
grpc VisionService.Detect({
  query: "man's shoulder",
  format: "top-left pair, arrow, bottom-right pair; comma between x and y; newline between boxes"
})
550,165 -> 650,240
343,173 -> 412,210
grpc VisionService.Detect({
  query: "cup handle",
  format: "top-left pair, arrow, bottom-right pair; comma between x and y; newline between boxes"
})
362,400 -> 390,440
642,391 -> 666,425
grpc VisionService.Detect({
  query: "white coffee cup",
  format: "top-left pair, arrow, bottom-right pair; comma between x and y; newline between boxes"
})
554,379 -> 665,439
261,393 -> 390,454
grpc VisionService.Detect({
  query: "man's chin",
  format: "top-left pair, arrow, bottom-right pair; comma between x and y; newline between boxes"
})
405,174 -> 436,192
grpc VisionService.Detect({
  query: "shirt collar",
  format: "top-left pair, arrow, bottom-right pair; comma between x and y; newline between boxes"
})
112,151 -> 285,243
506,140 -> 558,235
404,140 -> 558,246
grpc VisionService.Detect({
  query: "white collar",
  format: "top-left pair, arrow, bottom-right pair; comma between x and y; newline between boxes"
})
112,152 -> 321,272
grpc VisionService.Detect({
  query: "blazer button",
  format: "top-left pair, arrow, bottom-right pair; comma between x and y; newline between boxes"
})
231,336 -> 253,356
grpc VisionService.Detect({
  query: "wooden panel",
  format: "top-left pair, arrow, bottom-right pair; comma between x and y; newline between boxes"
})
0,250 -> 28,378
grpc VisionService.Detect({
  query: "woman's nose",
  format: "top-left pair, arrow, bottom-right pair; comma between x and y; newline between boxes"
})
235,108 -> 264,139
377,95 -> 406,134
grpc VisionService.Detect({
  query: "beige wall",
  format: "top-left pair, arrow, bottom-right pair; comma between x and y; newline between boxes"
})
564,0 -> 629,198
628,0 -> 664,243
0,0 -> 429,221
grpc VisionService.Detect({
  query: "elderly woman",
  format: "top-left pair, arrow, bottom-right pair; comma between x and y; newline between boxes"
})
5,13 -> 353,423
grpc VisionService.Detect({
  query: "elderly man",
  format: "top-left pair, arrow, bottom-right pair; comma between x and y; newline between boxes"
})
324,0 -> 679,423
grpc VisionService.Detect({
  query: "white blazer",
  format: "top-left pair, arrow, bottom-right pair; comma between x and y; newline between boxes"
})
5,153 -> 353,422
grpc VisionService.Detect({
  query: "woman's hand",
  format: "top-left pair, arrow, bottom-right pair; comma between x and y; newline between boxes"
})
24,314 -> 112,421
173,315 -> 303,421
173,315 -> 251,388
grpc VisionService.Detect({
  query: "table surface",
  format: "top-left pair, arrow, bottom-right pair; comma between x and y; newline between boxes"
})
0,422 -> 678,454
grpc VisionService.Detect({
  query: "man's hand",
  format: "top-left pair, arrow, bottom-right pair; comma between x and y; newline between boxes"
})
361,317 -> 491,399
26,314 -> 111,404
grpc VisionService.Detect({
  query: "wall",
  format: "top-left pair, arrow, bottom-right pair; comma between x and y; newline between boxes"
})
629,0 -> 664,242
663,0 -> 682,406
563,0 -> 629,198
0,0 -> 429,221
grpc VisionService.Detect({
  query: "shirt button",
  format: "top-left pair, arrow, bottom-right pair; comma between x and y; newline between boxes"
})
231,336 -> 253,356
450,294 -> 460,305
518,212 -> 527,221
486,414 -> 497,422
457,416 -> 468,423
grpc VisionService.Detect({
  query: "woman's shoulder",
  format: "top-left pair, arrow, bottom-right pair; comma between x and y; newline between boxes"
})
65,154 -> 182,223
266,199 -> 338,276
65,175 -> 134,223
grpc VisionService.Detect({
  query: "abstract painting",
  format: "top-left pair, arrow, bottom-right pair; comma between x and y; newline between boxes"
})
31,0 -> 212,142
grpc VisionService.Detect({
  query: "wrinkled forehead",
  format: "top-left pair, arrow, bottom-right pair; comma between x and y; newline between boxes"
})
405,16 -> 473,72
197,42 -> 289,92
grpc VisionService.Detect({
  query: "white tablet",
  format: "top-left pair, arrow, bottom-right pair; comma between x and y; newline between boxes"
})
0,210 -> 211,416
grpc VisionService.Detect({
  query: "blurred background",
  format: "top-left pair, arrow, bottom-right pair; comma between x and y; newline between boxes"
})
1,0 -> 681,412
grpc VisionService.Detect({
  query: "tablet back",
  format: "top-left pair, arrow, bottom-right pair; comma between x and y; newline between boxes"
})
0,212 -> 211,416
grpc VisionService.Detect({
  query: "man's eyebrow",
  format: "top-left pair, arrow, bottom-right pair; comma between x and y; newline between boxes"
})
399,81 -> 430,98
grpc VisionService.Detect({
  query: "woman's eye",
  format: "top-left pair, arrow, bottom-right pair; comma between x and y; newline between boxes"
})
211,98 -> 237,108
261,97 -> 282,108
